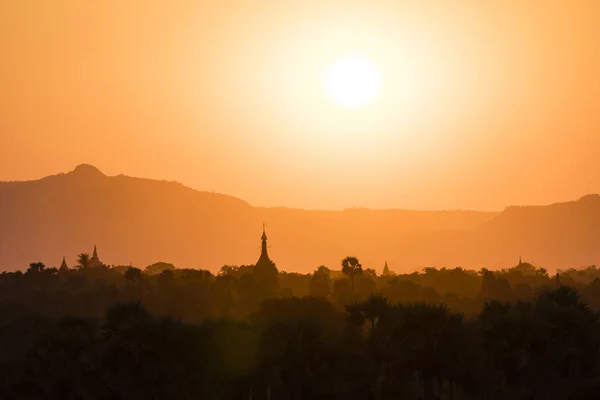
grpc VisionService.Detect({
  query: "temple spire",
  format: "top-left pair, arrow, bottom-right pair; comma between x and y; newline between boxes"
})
88,244 -> 104,268
254,223 -> 279,296
259,223 -> 269,261
383,260 -> 390,276
59,256 -> 69,271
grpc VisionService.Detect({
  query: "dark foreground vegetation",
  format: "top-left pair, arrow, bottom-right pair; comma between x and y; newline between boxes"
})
2,256 -> 600,399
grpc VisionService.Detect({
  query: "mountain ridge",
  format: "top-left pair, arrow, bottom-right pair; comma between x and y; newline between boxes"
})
1,165 -> 598,273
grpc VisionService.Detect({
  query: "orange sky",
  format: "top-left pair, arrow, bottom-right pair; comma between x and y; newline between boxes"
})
1,1 -> 599,210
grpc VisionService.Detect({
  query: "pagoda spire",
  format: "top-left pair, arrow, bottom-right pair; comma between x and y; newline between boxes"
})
383,260 -> 390,276
87,244 -> 104,268
59,256 -> 69,271
259,223 -> 269,262
254,223 -> 279,295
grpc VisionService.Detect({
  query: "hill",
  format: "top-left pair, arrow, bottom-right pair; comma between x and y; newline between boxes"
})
1,165 -> 597,272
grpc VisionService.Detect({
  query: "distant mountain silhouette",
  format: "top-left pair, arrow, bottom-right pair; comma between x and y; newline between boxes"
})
467,194 -> 600,269
1,165 -> 598,272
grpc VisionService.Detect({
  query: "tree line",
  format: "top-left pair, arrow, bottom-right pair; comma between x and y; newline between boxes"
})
1,255 -> 600,398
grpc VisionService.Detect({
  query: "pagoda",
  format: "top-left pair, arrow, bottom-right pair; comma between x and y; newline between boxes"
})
59,256 -> 69,273
382,260 -> 390,276
88,245 -> 105,268
256,223 -> 272,266
254,224 -> 279,295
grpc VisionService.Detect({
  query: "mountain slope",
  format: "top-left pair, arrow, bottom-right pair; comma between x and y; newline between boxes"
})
465,194 -> 600,270
1,165 -> 597,272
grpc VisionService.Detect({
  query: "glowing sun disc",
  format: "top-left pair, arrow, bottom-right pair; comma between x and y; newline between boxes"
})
325,56 -> 381,108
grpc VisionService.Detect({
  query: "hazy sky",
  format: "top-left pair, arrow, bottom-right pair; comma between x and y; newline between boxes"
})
1,1 -> 599,210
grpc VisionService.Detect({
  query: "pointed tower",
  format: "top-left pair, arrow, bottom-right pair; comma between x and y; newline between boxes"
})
88,244 -> 104,268
254,223 -> 279,296
59,256 -> 69,272
257,223 -> 270,265
382,260 -> 390,276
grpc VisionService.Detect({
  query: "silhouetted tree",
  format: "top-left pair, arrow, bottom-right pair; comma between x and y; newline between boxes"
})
76,253 -> 90,268
26,262 -> 46,274
124,267 -> 143,284
144,262 -> 175,275
5,254 -> 600,399
341,256 -> 363,296
310,266 -> 331,299
364,268 -> 377,278
333,278 -> 353,306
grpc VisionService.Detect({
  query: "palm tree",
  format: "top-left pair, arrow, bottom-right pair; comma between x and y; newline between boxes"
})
533,286 -> 600,389
77,253 -> 90,268
341,256 -> 363,295
346,294 -> 391,336
258,320 -> 321,399
394,303 -> 464,400
345,295 -> 394,400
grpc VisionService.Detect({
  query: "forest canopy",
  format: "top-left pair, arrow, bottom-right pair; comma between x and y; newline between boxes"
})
1,255 -> 600,399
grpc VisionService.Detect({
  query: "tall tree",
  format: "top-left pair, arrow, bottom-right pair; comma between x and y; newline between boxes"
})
341,257 -> 363,295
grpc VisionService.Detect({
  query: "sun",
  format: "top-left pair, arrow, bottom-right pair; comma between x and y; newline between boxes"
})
325,56 -> 381,108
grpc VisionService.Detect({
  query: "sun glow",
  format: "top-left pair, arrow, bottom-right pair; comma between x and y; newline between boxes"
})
325,56 -> 382,108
